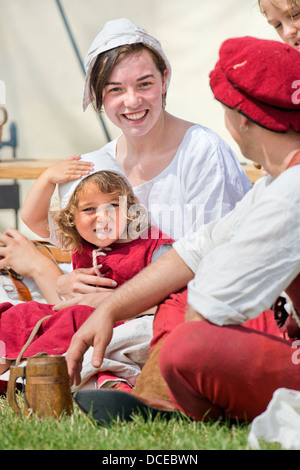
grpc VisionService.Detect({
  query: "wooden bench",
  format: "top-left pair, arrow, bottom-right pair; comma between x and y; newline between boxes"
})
242,164 -> 262,185
0,158 -> 61,179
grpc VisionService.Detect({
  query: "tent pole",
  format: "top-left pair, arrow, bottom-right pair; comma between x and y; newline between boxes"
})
55,0 -> 111,142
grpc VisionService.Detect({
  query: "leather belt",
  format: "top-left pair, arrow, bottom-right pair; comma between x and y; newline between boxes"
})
0,267 -> 32,302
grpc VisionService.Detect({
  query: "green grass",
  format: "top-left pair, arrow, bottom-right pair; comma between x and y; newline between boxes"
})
0,393 -> 281,451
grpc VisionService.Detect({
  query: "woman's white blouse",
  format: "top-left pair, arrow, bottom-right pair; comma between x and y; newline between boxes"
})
101,124 -> 251,240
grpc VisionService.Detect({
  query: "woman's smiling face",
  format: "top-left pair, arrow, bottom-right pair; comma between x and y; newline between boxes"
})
102,49 -> 168,138
260,0 -> 300,50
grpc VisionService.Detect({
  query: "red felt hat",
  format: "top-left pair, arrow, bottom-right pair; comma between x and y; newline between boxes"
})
209,36 -> 300,133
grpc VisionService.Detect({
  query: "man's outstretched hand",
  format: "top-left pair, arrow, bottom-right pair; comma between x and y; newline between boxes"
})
66,307 -> 114,386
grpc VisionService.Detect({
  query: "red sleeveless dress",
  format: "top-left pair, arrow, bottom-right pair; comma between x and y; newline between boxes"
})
0,226 -> 173,360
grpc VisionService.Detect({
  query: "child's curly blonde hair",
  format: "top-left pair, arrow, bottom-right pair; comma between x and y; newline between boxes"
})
258,0 -> 299,13
52,171 -> 148,252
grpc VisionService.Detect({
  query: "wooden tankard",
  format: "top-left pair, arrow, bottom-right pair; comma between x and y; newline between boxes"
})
7,355 -> 73,418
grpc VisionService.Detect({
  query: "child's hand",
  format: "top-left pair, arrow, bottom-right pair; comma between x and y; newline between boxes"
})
43,155 -> 94,184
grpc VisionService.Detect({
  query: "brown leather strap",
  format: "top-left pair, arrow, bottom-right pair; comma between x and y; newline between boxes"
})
16,314 -> 52,365
0,267 -> 32,302
33,241 -> 71,264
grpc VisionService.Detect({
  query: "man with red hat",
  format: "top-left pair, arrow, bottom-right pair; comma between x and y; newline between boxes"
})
67,36 -> 300,424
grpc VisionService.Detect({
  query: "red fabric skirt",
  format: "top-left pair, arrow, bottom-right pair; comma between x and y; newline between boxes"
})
159,311 -> 300,422
0,301 -> 95,360
150,287 -> 300,422
150,288 -> 188,349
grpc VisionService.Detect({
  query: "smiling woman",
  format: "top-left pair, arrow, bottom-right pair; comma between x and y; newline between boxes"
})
91,43 -> 168,112
20,17 -> 251,250
101,49 -> 168,144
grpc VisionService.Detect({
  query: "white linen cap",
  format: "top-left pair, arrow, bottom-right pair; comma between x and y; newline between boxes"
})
83,18 -> 172,111
58,150 -> 130,208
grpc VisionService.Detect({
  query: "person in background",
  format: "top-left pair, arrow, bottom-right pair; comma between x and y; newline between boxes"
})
259,0 -> 300,50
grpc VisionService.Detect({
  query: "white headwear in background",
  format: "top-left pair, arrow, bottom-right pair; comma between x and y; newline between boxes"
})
58,150 -> 130,208
83,18 -> 172,111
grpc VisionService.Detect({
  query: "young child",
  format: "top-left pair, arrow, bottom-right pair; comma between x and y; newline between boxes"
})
258,0 -> 300,51
0,156 -> 173,392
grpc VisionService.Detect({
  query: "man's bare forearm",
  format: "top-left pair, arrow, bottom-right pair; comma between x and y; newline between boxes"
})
66,248 -> 194,384
96,248 -> 194,323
